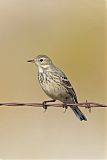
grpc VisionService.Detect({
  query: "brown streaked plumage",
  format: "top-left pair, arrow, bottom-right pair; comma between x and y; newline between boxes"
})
28,54 -> 87,121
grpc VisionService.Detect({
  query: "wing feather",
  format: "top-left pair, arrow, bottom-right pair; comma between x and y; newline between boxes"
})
52,67 -> 78,103
61,77 -> 78,103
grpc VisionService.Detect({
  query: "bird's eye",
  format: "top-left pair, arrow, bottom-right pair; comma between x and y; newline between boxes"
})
40,58 -> 43,62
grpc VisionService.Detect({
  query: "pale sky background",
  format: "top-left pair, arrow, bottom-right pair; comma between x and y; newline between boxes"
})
0,0 -> 106,159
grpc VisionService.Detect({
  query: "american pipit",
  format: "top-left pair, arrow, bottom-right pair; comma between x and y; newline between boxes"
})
28,55 -> 87,121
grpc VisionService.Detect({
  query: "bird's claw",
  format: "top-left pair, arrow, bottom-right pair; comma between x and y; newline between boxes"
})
63,108 -> 67,113
63,104 -> 68,113
43,101 -> 47,112
42,99 -> 56,112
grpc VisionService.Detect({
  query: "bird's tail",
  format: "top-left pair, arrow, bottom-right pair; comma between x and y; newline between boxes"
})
70,106 -> 87,121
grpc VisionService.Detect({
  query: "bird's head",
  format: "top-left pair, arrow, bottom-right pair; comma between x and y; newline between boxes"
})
27,54 -> 53,69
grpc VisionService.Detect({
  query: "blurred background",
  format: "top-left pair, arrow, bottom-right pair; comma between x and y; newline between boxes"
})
0,0 -> 106,159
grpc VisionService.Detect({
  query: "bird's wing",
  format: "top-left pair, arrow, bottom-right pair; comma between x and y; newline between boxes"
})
54,68 -> 78,103
61,75 -> 78,103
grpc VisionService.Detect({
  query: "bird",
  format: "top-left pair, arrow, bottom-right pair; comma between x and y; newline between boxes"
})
27,54 -> 87,121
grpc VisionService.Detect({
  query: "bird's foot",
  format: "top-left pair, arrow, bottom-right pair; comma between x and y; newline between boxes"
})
63,103 -> 68,113
43,99 -> 56,112
43,101 -> 47,112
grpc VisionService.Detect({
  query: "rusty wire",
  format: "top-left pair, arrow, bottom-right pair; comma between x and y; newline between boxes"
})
0,101 -> 106,108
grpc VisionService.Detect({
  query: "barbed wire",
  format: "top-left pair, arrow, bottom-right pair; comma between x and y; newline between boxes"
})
0,101 -> 106,108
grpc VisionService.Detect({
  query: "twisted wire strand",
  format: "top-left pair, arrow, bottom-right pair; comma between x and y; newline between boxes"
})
0,101 -> 106,107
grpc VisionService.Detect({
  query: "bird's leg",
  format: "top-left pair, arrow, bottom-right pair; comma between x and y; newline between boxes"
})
63,103 -> 68,113
62,97 -> 68,113
43,99 -> 56,112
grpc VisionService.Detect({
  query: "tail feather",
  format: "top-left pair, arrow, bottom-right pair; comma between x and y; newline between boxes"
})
70,106 -> 87,121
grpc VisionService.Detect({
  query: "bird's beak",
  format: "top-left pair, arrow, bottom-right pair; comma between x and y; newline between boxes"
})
27,59 -> 35,63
